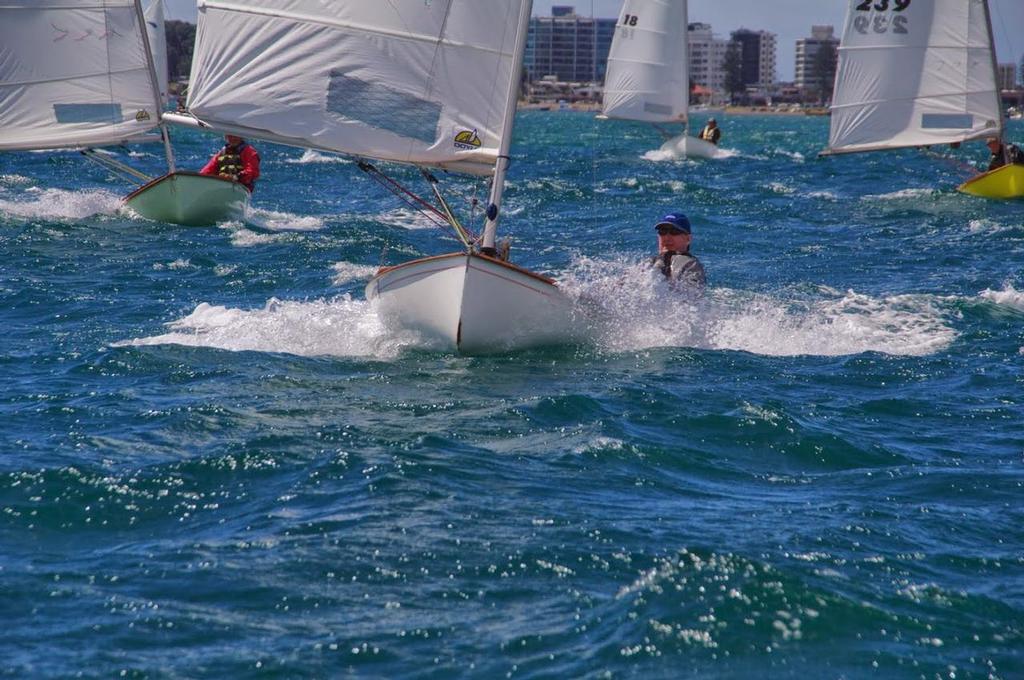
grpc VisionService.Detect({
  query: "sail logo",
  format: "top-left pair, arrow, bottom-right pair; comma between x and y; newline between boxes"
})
453,129 -> 481,150
135,109 -> 152,122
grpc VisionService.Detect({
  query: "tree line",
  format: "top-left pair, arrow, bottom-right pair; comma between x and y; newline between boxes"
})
165,20 -> 196,83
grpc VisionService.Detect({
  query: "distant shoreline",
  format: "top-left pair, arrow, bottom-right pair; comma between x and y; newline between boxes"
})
517,101 -> 830,117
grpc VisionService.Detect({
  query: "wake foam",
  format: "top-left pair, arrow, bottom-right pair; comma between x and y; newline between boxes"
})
0,187 -> 123,220
861,188 -> 939,201
218,208 -> 323,247
245,208 -> 324,232
118,259 -> 961,361
771,148 -> 805,162
979,284 -> 1024,312
560,257 -> 957,357
643,145 -> 738,162
968,218 -> 1019,235
219,222 -> 289,247
285,149 -> 352,165
375,207 -> 446,231
331,261 -> 377,286
117,297 -> 419,359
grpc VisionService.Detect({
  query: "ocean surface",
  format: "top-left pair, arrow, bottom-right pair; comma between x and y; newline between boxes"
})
1,113 -> 1022,679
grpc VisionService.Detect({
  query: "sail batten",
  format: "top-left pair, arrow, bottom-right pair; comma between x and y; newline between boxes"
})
601,0 -> 688,124
186,0 -> 527,175
827,0 -> 1002,154
0,0 -> 163,152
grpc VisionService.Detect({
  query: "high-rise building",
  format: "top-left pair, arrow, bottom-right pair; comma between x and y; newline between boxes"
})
998,64 -> 1017,90
524,7 -> 617,83
730,29 -> 777,92
795,25 -> 840,93
688,22 -> 732,102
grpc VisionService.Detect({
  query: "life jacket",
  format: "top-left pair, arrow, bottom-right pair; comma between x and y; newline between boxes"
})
652,251 -> 705,287
699,126 -> 719,143
216,143 -> 248,177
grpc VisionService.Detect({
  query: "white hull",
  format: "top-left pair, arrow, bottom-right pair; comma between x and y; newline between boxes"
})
123,172 -> 249,226
365,252 -> 581,354
659,134 -> 721,159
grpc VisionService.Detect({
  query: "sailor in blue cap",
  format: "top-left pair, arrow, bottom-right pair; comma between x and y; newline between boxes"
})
652,212 -> 706,290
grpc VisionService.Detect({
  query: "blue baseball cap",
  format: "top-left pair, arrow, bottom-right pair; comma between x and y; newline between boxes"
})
655,213 -> 691,234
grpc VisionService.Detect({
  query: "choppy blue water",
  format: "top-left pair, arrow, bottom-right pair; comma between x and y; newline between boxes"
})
1,113 -> 1023,678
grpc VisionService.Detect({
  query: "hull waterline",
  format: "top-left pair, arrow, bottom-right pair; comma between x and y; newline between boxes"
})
365,252 -> 581,354
957,164 -> 1024,200
123,171 -> 250,225
659,134 -> 722,159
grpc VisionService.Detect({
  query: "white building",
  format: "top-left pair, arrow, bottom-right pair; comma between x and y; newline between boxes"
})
997,63 -> 1017,91
795,25 -> 839,93
688,22 -> 732,103
731,28 -> 777,94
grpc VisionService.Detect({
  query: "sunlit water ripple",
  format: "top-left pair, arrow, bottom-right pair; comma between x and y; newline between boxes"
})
1,114 -> 1022,678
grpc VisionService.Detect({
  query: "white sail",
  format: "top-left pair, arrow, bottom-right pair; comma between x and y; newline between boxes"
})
144,0 -> 170,104
185,0 -> 529,176
0,1 -> 163,152
827,0 -> 1002,154
601,0 -> 688,123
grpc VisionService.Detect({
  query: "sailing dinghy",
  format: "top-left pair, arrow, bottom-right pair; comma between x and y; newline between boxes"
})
164,0 -> 580,353
601,0 -> 720,159
0,0 -> 249,225
824,0 -> 1020,199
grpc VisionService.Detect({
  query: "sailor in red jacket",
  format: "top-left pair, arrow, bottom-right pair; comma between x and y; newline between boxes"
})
199,134 -> 260,193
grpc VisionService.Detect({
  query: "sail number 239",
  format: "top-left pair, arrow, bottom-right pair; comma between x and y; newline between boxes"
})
853,0 -> 911,35
855,0 -> 911,10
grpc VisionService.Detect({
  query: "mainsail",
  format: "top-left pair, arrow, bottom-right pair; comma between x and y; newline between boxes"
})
0,0 -> 164,151
601,0 -> 689,123
184,0 -> 528,176
144,0 -> 169,104
827,0 -> 1003,154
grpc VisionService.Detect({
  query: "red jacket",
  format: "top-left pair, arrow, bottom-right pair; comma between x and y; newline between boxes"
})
199,142 -> 260,193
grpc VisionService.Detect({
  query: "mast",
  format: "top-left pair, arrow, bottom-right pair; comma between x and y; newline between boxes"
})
981,0 -> 1005,141
480,0 -> 533,253
134,0 -> 176,173
681,0 -> 689,136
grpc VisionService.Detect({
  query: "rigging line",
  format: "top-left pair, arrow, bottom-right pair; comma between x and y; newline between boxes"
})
422,169 -> 477,247
80,149 -> 153,184
357,161 -> 445,220
652,123 -> 676,142
917,147 -> 982,178
357,161 -> 456,235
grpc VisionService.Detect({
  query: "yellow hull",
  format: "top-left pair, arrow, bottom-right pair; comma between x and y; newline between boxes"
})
957,165 -> 1024,200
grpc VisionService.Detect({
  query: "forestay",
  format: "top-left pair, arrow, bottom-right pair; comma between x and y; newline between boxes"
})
186,0 -> 528,176
0,1 -> 163,151
827,0 -> 1002,154
602,0 -> 689,123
